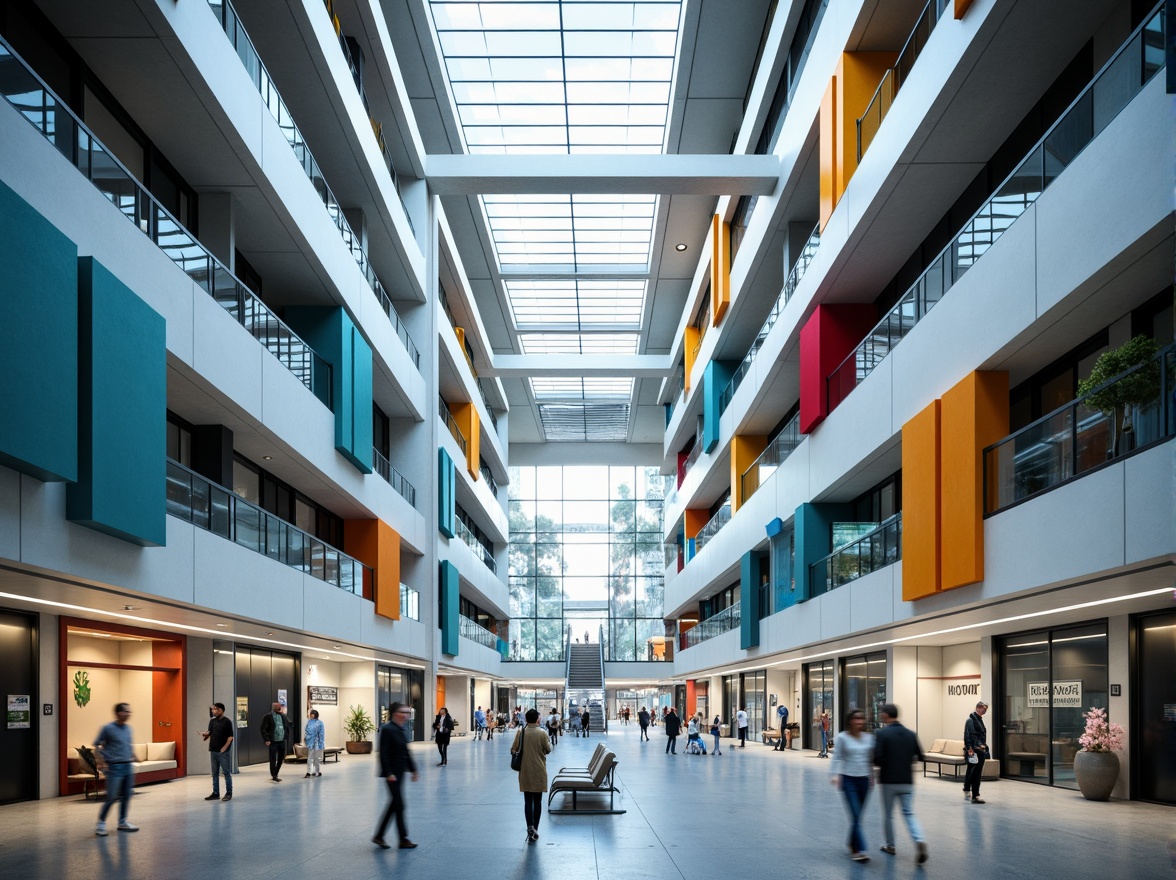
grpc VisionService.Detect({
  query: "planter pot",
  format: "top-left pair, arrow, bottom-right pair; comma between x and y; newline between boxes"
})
345,741 -> 373,755
1074,750 -> 1119,801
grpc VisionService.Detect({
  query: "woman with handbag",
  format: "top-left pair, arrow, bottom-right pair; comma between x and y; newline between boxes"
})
511,708 -> 552,843
432,707 -> 455,766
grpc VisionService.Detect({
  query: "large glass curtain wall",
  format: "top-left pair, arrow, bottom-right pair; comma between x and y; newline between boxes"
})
999,623 -> 1108,789
842,652 -> 887,732
508,466 -> 665,661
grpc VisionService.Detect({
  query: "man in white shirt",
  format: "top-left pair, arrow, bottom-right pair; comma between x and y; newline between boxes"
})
736,707 -> 749,748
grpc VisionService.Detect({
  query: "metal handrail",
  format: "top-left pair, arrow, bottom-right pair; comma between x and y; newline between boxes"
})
682,436 -> 703,478
683,604 -> 741,648
479,462 -> 500,498
210,0 -> 420,371
741,413 -> 803,502
460,614 -> 498,649
693,502 -> 731,555
809,513 -> 902,597
0,33 -> 334,409
829,3 -> 1165,411
373,448 -> 417,508
454,514 -> 496,573
439,397 -> 467,454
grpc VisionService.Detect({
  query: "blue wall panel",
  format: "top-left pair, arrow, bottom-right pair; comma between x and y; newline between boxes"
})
740,550 -> 762,649
439,560 -> 460,656
66,258 -> 166,546
0,180 -> 78,481
286,307 -> 373,473
438,448 -> 455,538
702,361 -> 734,452
792,502 -> 848,605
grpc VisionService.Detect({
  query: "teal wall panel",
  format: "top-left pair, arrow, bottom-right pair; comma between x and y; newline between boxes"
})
792,502 -> 848,605
438,448 -> 455,538
66,258 -> 166,546
286,307 -> 372,473
0,179 -> 78,481
740,551 -> 761,649
702,361 -> 734,452
439,560 -> 460,656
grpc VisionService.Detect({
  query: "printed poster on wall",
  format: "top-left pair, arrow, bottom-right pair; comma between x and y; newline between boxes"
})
308,686 -> 338,706
278,689 -> 288,708
7,695 -> 31,729
1028,680 -> 1083,708
236,696 -> 249,729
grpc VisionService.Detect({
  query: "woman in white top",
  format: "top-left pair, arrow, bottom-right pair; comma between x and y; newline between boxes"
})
829,709 -> 875,862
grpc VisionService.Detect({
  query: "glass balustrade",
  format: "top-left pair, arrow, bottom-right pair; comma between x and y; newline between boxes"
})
454,517 -> 496,573
166,459 -> 371,594
440,397 -> 468,454
692,502 -> 731,555
720,224 -> 819,414
460,614 -> 499,650
741,413 -> 803,503
400,583 -> 420,621
373,448 -> 417,509
683,604 -> 741,648
479,463 -> 500,498
829,3 -> 1165,413
0,35 -> 333,408
477,380 -> 499,432
809,513 -> 902,598
985,344 -> 1174,513
207,0 -> 420,371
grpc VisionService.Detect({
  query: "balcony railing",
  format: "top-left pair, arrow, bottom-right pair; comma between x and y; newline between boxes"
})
664,537 -> 681,570
741,413 -> 803,503
440,397 -> 467,454
985,343 -> 1174,514
400,583 -> 420,621
857,0 -> 949,162
682,436 -> 703,480
460,614 -> 499,650
693,501 -> 731,555
720,224 -> 820,414
166,459 -> 371,594
454,516 -> 496,573
373,448 -> 417,509
828,3 -> 1165,413
683,604 -> 741,648
209,0 -> 420,371
0,34 -> 335,409
479,462 -> 500,498
809,513 -> 902,598
477,379 -> 499,432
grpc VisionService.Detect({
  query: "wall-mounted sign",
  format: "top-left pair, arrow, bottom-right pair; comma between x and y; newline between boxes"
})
1028,680 -> 1082,708
7,695 -> 30,729
277,689 -> 287,708
946,682 -> 981,697
308,686 -> 338,706
236,696 -> 249,729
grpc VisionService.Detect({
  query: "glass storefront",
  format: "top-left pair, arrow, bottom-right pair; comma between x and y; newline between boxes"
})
999,622 -> 1108,788
744,671 -> 766,741
842,652 -> 887,732
1135,611 -> 1176,805
803,660 -> 834,749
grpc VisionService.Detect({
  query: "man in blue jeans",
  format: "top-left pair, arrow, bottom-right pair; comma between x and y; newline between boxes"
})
201,702 -> 234,800
874,703 -> 928,864
94,702 -> 138,836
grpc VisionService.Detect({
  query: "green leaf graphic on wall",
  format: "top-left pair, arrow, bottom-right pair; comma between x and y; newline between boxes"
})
74,670 -> 92,708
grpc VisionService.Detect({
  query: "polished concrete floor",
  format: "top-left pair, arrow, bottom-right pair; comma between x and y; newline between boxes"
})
2,728 -> 1173,879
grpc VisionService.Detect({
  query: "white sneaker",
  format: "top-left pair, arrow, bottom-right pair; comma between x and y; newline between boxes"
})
117,822 -> 139,832
95,821 -> 107,837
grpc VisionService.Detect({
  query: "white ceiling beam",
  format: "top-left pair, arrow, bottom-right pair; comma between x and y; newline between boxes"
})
425,154 -> 780,195
487,354 -> 674,378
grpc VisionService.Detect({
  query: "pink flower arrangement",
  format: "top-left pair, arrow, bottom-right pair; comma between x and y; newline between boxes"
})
1078,706 -> 1124,752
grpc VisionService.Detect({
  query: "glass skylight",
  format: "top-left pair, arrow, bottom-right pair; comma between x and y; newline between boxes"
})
507,279 -> 646,330
538,403 -> 631,441
531,377 -> 635,400
520,333 -> 639,354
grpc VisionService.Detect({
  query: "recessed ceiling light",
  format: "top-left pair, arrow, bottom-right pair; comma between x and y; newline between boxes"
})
123,605 -> 137,611
216,623 -> 227,628
263,455 -> 273,461
332,645 -> 341,649
266,632 -> 274,636
674,243 -> 687,251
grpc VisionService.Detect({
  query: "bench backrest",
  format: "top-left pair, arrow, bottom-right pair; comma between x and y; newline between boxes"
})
590,752 -> 617,787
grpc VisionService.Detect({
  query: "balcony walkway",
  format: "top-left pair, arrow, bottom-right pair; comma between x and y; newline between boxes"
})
1,732 -> 1170,879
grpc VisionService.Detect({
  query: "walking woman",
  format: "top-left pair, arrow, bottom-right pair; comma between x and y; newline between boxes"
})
433,707 -> 455,766
511,708 -> 552,843
710,715 -> 723,755
829,709 -> 875,862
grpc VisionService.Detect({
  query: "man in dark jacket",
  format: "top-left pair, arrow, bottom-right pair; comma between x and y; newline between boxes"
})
874,703 -> 927,863
637,707 -> 651,741
664,708 -> 681,754
260,703 -> 292,782
373,702 -> 419,850
963,701 -> 990,803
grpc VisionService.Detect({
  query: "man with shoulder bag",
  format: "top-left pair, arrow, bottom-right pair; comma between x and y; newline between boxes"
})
963,701 -> 990,804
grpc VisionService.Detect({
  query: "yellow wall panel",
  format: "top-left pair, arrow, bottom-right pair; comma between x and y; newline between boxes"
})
730,435 -> 767,512
451,402 -> 480,478
902,399 -> 941,601
819,77 -> 838,232
837,52 -> 897,191
684,326 -> 699,392
710,214 -> 730,326
940,371 -> 1009,591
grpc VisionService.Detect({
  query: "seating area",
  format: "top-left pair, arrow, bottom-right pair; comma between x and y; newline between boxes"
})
548,742 -> 624,814
67,741 -> 180,798
1005,733 -> 1049,776
287,744 -> 344,763
923,739 -> 999,779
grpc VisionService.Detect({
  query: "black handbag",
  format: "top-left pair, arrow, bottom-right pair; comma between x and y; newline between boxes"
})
510,728 -> 527,771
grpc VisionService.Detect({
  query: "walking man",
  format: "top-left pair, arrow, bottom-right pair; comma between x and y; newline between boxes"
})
580,707 -> 591,738
736,707 -> 749,748
304,708 -> 325,778
664,706 -> 681,754
201,702 -> 234,801
638,707 -> 651,741
94,702 -> 138,835
773,703 -> 790,751
373,702 -> 419,850
963,701 -> 990,803
874,703 -> 928,863
818,707 -> 831,757
261,702 -> 291,782
474,705 -> 486,740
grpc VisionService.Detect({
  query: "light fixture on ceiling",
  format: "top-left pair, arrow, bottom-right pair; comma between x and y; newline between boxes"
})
266,632 -> 274,636
122,605 -> 138,611
215,623 -> 228,628
333,645 -> 341,649
674,243 -> 687,251
263,455 -> 273,461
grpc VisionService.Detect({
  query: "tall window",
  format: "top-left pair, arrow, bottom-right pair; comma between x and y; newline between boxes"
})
508,465 -> 665,661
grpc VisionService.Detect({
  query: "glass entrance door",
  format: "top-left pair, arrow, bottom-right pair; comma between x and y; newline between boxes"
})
803,660 -> 834,750
1136,611 -> 1176,804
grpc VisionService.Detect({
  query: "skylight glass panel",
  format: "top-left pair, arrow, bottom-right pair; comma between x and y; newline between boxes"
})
520,333 -> 639,354
507,280 -> 646,331
538,403 -> 631,441
530,377 -> 634,400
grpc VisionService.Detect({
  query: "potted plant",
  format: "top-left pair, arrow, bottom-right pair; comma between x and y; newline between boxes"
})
344,704 -> 376,754
1077,335 -> 1161,456
1073,706 -> 1125,801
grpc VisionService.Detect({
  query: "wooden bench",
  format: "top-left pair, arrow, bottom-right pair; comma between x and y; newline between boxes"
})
548,751 -> 625,814
288,744 -> 343,763
761,728 -> 781,747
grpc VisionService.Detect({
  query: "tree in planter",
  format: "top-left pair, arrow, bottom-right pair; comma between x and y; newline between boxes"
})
1077,335 -> 1161,456
344,704 -> 376,754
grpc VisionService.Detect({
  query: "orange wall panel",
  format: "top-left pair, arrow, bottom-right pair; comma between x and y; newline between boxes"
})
684,508 -> 709,539
837,52 -> 897,189
819,77 -> 838,232
436,677 -> 445,712
684,327 -> 699,392
902,399 -> 941,601
940,371 -> 1008,591
345,518 -> 402,620
955,0 -> 975,18
686,680 -> 697,717
451,402 -> 480,478
710,214 -> 730,326
731,435 -> 767,512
